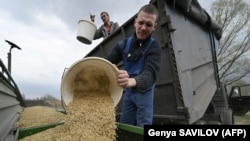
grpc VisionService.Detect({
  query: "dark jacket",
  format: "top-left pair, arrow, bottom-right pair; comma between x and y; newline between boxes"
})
106,34 -> 162,92
94,21 -> 119,39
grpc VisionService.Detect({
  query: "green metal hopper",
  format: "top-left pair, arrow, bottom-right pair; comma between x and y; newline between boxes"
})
18,121 -> 65,140
17,122 -> 144,141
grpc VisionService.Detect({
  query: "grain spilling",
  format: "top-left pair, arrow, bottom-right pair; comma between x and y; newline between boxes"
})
19,66 -> 117,141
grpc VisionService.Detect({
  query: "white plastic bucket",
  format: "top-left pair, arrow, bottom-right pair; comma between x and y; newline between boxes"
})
61,57 -> 123,107
76,20 -> 97,44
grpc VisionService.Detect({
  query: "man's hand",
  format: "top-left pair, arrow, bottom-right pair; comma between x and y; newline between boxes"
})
117,70 -> 136,88
90,14 -> 95,22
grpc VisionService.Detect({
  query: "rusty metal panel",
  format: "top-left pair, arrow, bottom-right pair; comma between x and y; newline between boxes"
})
163,2 -> 219,123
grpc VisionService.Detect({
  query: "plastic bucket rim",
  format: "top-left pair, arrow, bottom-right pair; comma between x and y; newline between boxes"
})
60,57 -> 123,107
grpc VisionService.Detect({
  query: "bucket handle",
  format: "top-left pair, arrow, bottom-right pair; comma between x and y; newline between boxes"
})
61,68 -> 68,80
61,67 -> 68,114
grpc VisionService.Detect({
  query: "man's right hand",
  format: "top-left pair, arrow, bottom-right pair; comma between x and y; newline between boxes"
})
117,70 -> 136,88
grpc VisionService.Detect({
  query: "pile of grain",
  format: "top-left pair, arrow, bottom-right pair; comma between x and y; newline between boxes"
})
17,106 -> 66,128
19,66 -> 117,141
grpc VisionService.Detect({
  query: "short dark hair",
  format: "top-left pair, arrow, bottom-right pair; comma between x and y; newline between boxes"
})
137,4 -> 159,21
100,11 -> 109,17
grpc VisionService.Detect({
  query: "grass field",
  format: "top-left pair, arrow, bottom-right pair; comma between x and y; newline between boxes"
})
234,111 -> 250,125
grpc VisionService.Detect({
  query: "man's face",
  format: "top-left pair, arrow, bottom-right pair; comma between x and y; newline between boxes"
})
134,11 -> 157,40
101,13 -> 109,24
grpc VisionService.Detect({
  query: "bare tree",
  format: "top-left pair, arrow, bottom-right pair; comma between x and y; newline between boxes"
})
210,0 -> 250,85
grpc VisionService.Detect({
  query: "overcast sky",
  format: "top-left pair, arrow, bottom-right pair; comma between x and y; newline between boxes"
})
0,0 -> 214,99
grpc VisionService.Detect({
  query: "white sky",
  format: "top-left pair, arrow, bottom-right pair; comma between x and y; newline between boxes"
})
0,0 -> 214,99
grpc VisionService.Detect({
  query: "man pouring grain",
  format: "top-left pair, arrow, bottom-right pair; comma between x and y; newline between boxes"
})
106,4 -> 162,127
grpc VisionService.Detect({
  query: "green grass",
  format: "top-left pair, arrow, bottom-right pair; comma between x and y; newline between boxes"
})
234,111 -> 250,125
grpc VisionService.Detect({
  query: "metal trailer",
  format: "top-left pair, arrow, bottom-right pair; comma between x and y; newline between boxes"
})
0,59 -> 25,141
84,0 -> 233,125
